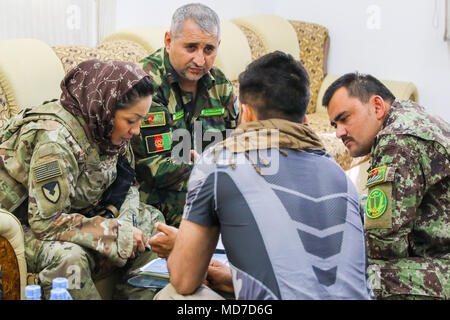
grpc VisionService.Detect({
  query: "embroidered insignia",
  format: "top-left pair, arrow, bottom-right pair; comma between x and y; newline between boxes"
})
200,108 -> 225,117
42,181 -> 61,204
366,188 -> 387,219
173,110 -> 184,121
145,132 -> 172,154
366,166 -> 387,187
33,160 -> 62,183
140,112 -> 166,128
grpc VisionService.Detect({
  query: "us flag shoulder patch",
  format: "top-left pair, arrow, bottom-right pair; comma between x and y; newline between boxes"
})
33,160 -> 62,183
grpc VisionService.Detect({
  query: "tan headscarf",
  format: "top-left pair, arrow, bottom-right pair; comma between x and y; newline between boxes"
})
60,59 -> 148,155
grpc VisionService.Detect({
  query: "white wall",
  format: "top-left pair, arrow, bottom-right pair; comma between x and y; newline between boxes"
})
274,0 -> 450,121
115,0 -> 275,29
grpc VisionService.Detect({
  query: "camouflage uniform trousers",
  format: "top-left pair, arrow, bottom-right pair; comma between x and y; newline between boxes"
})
24,202 -> 165,300
367,258 -> 450,300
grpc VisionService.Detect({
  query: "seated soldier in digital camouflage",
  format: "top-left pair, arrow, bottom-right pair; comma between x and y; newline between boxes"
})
0,60 -> 165,300
323,73 -> 449,300
132,3 -> 238,231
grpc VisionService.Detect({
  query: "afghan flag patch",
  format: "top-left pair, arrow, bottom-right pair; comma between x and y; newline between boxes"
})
145,132 -> 172,154
366,166 -> 387,187
200,108 -> 225,117
140,112 -> 166,128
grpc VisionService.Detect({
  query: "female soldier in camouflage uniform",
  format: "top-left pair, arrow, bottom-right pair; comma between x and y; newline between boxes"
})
0,59 -> 165,299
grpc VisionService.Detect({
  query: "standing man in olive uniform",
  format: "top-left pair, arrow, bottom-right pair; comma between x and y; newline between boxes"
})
132,3 -> 238,227
323,73 -> 449,299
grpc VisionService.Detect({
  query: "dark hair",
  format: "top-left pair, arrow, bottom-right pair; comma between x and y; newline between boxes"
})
116,76 -> 154,110
238,51 -> 310,121
322,72 -> 396,108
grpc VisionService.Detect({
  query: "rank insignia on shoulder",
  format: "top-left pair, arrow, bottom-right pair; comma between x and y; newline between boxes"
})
42,181 -> 61,204
366,166 -> 387,187
366,188 -> 387,219
145,132 -> 172,154
140,112 -> 166,128
200,108 -> 225,117
33,160 -> 62,183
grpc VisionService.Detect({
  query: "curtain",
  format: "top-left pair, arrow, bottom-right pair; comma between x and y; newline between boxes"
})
0,0 -> 97,46
97,0 -> 117,43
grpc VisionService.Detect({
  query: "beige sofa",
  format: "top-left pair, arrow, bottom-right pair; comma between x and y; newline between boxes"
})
0,15 -> 418,300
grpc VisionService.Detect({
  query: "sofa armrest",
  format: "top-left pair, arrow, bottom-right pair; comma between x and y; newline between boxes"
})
0,209 -> 26,299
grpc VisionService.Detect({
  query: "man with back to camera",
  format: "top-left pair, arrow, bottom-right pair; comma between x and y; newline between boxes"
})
154,51 -> 372,300
132,3 -> 238,235
322,72 -> 449,299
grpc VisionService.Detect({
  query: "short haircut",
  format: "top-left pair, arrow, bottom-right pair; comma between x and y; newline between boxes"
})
116,76 -> 154,110
238,51 -> 310,121
170,3 -> 221,40
322,72 -> 396,107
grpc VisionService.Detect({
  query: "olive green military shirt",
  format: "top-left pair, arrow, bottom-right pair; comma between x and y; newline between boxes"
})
132,48 -> 237,226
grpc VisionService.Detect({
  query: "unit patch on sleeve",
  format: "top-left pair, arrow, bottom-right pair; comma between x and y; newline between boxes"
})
145,132 -> 172,154
42,181 -> 61,204
140,112 -> 166,128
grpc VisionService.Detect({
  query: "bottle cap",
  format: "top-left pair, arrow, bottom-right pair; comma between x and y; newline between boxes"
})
50,288 -> 67,300
52,277 -> 68,290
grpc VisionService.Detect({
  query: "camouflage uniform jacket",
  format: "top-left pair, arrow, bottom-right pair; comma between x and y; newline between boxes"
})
365,100 -> 449,299
0,102 -> 136,267
132,48 -> 237,226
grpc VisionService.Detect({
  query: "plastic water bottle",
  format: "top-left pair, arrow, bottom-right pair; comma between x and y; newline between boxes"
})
50,277 -> 73,300
49,288 -> 68,300
25,285 -> 42,300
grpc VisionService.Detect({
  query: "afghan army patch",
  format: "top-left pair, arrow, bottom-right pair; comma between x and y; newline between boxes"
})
42,181 -> 61,204
366,188 -> 387,219
140,112 -> 166,128
32,160 -> 62,183
200,108 -> 225,117
366,166 -> 387,187
145,132 -> 172,154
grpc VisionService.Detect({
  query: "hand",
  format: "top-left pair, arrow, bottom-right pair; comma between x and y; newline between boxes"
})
204,260 -> 234,293
131,227 -> 147,259
190,150 -> 200,163
148,222 -> 178,258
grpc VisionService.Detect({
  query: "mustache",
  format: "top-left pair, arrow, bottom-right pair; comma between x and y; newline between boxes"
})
341,136 -> 355,144
186,63 -> 206,71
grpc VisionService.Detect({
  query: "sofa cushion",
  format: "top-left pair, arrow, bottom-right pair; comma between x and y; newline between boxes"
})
0,39 -> 65,124
231,15 -> 300,60
289,21 -> 330,114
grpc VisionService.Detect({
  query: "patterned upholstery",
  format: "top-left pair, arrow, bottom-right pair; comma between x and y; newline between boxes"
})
53,40 -> 148,74
52,45 -> 107,73
96,40 -> 149,63
237,25 -> 267,61
289,20 -> 330,114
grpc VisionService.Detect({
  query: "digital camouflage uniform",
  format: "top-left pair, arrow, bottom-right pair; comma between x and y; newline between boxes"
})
132,48 -> 238,227
0,102 -> 165,300
364,100 -> 449,300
